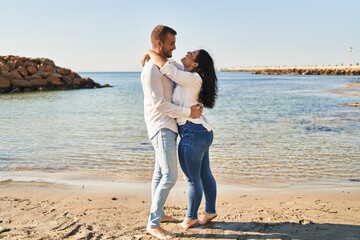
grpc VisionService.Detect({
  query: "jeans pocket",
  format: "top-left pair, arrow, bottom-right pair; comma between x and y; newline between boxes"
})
182,132 -> 193,147
161,129 -> 177,149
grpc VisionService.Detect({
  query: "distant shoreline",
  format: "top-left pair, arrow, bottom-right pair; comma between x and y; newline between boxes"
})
221,66 -> 360,75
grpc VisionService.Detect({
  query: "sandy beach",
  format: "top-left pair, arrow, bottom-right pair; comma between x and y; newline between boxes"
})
1,178 -> 359,240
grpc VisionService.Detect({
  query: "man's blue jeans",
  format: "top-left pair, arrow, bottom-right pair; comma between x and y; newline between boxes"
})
178,122 -> 217,220
148,128 -> 178,228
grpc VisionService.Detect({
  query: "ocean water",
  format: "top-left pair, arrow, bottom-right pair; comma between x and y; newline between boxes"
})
0,72 -> 359,187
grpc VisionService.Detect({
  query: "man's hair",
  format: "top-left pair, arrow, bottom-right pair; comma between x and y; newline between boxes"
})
151,25 -> 177,48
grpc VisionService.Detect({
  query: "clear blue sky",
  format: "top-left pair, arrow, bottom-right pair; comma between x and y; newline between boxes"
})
1,0 -> 359,71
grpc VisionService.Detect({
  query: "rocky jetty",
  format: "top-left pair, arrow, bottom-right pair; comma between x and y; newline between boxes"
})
0,55 -> 111,93
222,66 -> 360,75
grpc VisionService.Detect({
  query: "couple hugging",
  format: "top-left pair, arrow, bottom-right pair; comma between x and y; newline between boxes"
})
141,24 -> 218,240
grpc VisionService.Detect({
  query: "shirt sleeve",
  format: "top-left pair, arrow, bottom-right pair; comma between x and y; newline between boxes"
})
168,59 -> 185,71
143,63 -> 191,118
160,61 -> 202,88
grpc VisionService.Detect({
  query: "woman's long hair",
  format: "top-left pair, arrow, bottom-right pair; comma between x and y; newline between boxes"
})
195,49 -> 218,108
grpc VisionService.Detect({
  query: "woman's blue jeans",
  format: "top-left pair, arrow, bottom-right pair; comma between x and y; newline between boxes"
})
178,122 -> 217,220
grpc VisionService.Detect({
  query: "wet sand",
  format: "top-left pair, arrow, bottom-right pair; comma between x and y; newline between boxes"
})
0,179 -> 359,240
329,80 -> 360,108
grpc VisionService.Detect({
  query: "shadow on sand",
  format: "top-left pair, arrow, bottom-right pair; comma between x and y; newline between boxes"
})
177,221 -> 360,240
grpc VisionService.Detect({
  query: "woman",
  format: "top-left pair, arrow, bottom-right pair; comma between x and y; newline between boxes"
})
143,48 -> 218,229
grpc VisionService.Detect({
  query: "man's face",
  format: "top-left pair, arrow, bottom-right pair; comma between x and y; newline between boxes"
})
160,33 -> 176,58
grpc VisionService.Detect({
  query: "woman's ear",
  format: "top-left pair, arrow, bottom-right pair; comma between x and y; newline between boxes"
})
192,62 -> 199,68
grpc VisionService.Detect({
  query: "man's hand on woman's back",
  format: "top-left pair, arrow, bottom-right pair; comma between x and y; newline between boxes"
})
189,103 -> 203,118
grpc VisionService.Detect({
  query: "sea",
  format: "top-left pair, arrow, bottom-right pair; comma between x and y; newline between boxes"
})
0,72 -> 359,188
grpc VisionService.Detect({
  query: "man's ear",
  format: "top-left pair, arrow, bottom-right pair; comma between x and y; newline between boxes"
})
155,40 -> 163,49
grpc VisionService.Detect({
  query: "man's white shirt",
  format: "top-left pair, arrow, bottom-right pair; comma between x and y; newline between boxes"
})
141,59 -> 191,139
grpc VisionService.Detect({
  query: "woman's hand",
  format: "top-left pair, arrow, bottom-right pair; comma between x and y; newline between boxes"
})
141,51 -> 150,67
141,50 -> 166,69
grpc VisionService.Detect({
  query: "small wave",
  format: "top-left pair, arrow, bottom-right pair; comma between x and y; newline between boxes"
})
5,166 -> 75,172
305,125 -> 342,132
349,178 -> 360,182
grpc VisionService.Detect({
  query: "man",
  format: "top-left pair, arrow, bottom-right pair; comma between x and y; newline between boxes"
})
141,25 -> 202,239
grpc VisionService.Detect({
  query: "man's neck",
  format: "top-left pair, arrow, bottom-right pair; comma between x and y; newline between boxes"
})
153,49 -> 167,61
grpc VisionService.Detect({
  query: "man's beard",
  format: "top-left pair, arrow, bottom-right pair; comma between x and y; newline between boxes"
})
162,49 -> 172,58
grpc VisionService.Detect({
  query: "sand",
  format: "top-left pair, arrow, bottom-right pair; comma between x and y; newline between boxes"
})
328,80 -> 360,108
0,178 -> 359,240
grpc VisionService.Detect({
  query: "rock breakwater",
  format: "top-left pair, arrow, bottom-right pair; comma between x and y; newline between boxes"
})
222,66 -> 360,75
0,55 -> 111,93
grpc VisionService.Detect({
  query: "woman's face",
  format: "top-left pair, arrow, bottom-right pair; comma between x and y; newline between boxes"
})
181,50 -> 199,71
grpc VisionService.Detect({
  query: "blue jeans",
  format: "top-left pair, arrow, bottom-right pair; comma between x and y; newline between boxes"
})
178,122 -> 217,220
148,128 -> 178,228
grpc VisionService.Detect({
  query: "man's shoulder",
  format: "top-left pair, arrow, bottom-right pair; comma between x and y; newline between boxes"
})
142,60 -> 157,71
141,60 -> 162,79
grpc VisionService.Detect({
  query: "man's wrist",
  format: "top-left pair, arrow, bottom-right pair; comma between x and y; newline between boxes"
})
183,107 -> 191,117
